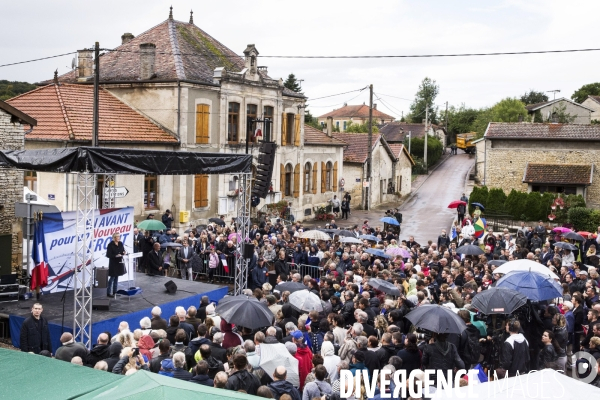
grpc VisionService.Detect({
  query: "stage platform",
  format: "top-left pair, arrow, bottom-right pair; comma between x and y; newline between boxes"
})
1,273 -> 228,352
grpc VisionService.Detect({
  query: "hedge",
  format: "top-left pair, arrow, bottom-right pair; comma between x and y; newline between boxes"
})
486,188 -> 507,213
469,186 -> 488,214
405,136 -> 443,167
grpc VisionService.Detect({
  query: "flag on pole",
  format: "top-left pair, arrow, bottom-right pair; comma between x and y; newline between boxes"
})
450,225 -> 457,241
31,221 -> 49,290
220,254 -> 229,274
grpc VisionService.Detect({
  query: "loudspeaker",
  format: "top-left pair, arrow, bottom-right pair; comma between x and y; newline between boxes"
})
164,280 -> 178,294
92,298 -> 110,311
252,142 -> 277,199
243,243 -> 255,259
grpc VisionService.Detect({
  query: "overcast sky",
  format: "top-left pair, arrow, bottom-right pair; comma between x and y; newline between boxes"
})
2,0 -> 599,119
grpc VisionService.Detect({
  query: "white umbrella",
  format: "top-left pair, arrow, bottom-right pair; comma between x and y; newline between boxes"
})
299,230 -> 331,241
492,259 -> 560,280
260,343 -> 299,387
339,237 -> 363,244
289,289 -> 323,312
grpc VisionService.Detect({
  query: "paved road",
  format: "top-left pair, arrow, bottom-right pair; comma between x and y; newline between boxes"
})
399,153 -> 474,245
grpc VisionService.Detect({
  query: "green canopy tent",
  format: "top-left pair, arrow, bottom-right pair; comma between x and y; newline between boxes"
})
0,348 -> 121,399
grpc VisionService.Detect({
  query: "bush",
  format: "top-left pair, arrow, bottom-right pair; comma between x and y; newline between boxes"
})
568,207 -> 593,231
405,136 -> 443,168
504,189 -> 528,219
486,188 -> 507,213
523,191 -> 542,221
469,186 -> 488,215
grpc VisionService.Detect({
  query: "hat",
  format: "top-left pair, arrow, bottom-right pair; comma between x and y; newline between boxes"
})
291,330 -> 304,341
206,303 -> 215,314
579,270 -> 588,275
285,342 -> 297,354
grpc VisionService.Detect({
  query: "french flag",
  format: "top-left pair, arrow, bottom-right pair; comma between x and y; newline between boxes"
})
31,221 -> 49,290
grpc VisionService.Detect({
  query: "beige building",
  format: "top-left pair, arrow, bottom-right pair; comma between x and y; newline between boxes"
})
581,96 -> 600,123
480,122 -> 600,207
317,104 -> 394,132
525,98 -> 593,124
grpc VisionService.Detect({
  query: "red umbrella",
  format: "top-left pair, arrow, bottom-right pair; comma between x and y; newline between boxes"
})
578,231 -> 597,238
447,200 -> 467,209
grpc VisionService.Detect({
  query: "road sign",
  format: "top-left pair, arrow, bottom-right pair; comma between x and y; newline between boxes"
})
104,186 -> 129,198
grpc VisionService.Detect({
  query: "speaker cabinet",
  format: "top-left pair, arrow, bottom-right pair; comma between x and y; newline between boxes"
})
164,280 -> 178,294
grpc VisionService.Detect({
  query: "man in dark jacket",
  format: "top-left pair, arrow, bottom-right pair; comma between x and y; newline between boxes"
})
278,304 -> 299,331
20,303 -> 52,354
171,351 -> 193,381
189,324 -> 211,355
268,366 -> 301,400
151,306 -> 168,330
147,242 -> 164,275
199,344 -> 225,379
225,354 -> 261,395
356,336 -> 380,377
162,210 -> 173,230
103,342 -> 123,372
375,333 -> 397,366
457,310 -> 482,368
251,257 -> 269,290
190,360 -> 214,386
340,291 -> 356,327
422,333 -> 465,383
150,339 -> 171,373
208,332 -> 228,363
499,320 -> 529,377
85,333 -> 110,367
55,332 -> 88,362
437,229 -> 451,249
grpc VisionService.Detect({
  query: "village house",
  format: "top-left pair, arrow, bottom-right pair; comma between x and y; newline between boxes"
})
317,103 -> 394,132
379,121 -> 448,148
524,97 -> 593,124
581,95 -> 600,123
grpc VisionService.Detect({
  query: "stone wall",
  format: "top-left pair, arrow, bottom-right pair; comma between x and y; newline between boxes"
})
0,109 -> 25,272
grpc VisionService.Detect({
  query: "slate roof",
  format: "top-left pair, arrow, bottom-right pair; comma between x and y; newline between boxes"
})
318,104 -> 394,120
7,84 -> 177,143
303,124 -> 346,146
332,132 -> 381,163
523,163 -> 593,185
380,122 -> 425,142
484,122 -> 600,141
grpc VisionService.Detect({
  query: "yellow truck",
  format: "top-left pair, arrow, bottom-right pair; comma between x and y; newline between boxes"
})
456,132 -> 477,154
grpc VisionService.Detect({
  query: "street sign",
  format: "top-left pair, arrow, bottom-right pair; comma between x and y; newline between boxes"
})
104,186 -> 129,198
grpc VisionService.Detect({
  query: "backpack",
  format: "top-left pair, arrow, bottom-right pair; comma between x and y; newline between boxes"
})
461,326 -> 481,366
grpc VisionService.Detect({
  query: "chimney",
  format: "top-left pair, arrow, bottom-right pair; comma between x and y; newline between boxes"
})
326,116 -> 333,137
121,33 -> 134,45
139,43 -> 156,80
373,103 -> 377,110
77,49 -> 94,80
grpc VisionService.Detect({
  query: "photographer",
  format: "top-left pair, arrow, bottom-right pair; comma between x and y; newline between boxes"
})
162,209 -> 174,230
498,320 -> 529,377
421,332 -> 464,384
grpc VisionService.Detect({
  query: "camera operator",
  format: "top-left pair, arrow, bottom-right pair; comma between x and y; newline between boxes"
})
422,332 -> 464,384
498,320 -> 529,377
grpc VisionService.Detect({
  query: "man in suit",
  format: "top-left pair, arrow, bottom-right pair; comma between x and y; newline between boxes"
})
147,242 -> 163,276
178,239 -> 194,281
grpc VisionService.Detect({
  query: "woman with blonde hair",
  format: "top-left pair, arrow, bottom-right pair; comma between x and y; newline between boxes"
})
374,315 -> 388,340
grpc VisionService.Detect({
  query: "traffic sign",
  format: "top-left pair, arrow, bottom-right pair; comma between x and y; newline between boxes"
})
104,186 -> 129,198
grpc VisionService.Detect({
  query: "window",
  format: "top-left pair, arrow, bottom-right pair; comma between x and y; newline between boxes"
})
144,174 -> 158,209
325,162 -> 332,191
336,121 -> 339,129
228,102 -> 240,142
285,164 -> 293,197
321,122 -> 324,127
343,121 -> 347,131
286,113 -> 294,145
96,175 -> 105,209
194,174 -> 208,208
247,104 -> 257,143
229,176 -> 238,191
531,185 -> 577,195
195,104 -> 209,144
24,171 -> 37,192
304,162 -> 312,192
263,106 -> 273,142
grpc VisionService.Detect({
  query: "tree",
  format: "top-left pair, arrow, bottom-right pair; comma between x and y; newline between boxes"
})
571,82 -> 600,104
548,103 -> 576,124
283,73 -> 302,92
345,121 -> 379,133
445,105 -> 481,142
520,90 -> 548,105
407,77 -> 439,124
471,98 -> 528,138
0,80 -> 37,101
471,107 -> 494,138
304,109 -> 320,129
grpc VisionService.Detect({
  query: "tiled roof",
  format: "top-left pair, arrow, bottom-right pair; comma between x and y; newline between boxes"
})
484,122 -> 600,141
523,163 -> 593,185
303,124 -> 346,146
388,143 -> 415,165
0,100 -> 37,126
380,122 -> 425,142
332,132 -> 381,163
317,104 -> 394,120
7,84 -> 177,143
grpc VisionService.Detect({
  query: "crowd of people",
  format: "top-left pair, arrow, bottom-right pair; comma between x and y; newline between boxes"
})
18,208 -> 600,399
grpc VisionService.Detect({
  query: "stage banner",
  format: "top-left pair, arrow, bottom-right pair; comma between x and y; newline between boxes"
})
31,207 -> 134,293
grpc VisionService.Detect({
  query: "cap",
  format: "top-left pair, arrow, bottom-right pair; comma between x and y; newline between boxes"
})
291,330 -> 304,340
579,270 -> 588,275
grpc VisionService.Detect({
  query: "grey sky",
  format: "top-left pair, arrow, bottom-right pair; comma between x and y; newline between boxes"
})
2,0 -> 599,118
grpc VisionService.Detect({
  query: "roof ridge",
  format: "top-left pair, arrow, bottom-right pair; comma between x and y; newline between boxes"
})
168,19 -> 186,79
54,84 -> 75,140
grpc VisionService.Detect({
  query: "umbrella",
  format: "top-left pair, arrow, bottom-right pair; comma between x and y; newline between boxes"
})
578,231 -> 597,238
274,281 -> 307,293
260,343 -> 300,387
289,290 -> 323,312
471,202 -> 485,210
209,217 -> 226,226
336,230 -> 355,238
488,260 -> 507,267
319,229 -> 339,234
184,229 -> 193,233
136,219 -> 166,231
215,295 -> 274,329
455,244 -> 484,255
228,232 -> 241,241
339,237 -> 363,244
299,230 -> 331,241
364,248 -> 391,258
386,247 -> 410,258
405,304 -> 467,334
553,242 -> 578,251
380,217 -> 400,226
562,231 -> 585,241
552,226 -> 571,234
492,259 -> 560,280
473,218 -> 486,239
368,278 -> 401,296
160,242 -> 182,249
447,200 -> 467,209
359,234 -> 381,242
471,287 -> 528,315
496,270 -> 562,301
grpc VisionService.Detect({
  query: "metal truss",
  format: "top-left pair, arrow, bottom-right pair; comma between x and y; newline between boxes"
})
102,174 -> 116,209
74,172 -> 96,348
234,172 -> 252,295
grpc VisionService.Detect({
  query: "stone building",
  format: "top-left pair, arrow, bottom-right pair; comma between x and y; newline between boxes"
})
480,122 -> 600,207
525,98 -> 593,124
581,96 -> 600,123
317,104 -> 394,132
379,121 -> 448,149
0,100 -> 36,275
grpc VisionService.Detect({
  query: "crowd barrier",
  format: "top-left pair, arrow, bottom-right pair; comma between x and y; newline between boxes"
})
286,262 -> 323,280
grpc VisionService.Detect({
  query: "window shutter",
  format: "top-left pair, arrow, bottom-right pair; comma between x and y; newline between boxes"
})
321,162 -> 326,193
196,104 -> 209,144
194,174 -> 201,207
194,174 -> 208,207
312,163 -> 317,194
294,114 -> 301,146
281,113 -> 287,146
293,163 -> 300,198
280,163 -> 285,192
333,161 -> 338,192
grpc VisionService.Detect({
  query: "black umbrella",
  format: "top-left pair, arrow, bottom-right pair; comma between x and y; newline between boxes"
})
368,278 -> 401,296
561,231 -> 585,242
319,229 -> 339,234
274,281 -> 307,293
456,244 -> 485,255
553,242 -> 578,251
405,304 -> 467,334
471,287 -> 528,315
209,217 -> 226,226
216,295 -> 274,329
488,260 -> 507,267
336,230 -> 355,238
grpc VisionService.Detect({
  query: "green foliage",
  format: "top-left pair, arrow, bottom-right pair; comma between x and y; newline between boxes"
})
547,103 -> 576,123
520,90 -> 548,105
471,98 -> 528,138
486,188 -> 507,213
408,77 -> 439,124
471,108 -> 494,138
504,189 -> 528,219
304,109 -> 321,129
523,191 -> 542,221
468,186 -> 488,214
345,121 -> 379,133
568,207 -> 594,231
283,74 -> 302,93
571,82 -> 600,104
0,80 -> 37,101
446,105 -> 481,143
404,135 -> 443,167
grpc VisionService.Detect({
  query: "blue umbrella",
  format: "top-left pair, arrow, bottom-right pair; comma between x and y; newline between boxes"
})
471,202 -> 485,210
496,270 -> 562,301
364,248 -> 391,258
359,234 -> 381,242
380,217 -> 400,226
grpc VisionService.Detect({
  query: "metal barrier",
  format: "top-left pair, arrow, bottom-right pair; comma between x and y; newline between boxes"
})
286,262 -> 323,280
189,253 -> 236,282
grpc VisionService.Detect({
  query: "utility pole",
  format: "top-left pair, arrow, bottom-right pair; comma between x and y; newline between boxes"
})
547,89 -> 560,100
365,84 -> 373,211
92,42 -> 100,147
445,101 -> 448,133
424,105 -> 428,171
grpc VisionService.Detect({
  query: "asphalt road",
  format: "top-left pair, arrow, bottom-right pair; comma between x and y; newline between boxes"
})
399,153 -> 474,245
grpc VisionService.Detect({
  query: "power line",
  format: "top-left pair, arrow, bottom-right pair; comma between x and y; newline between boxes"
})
0,52 -> 77,68
309,87 -> 368,101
